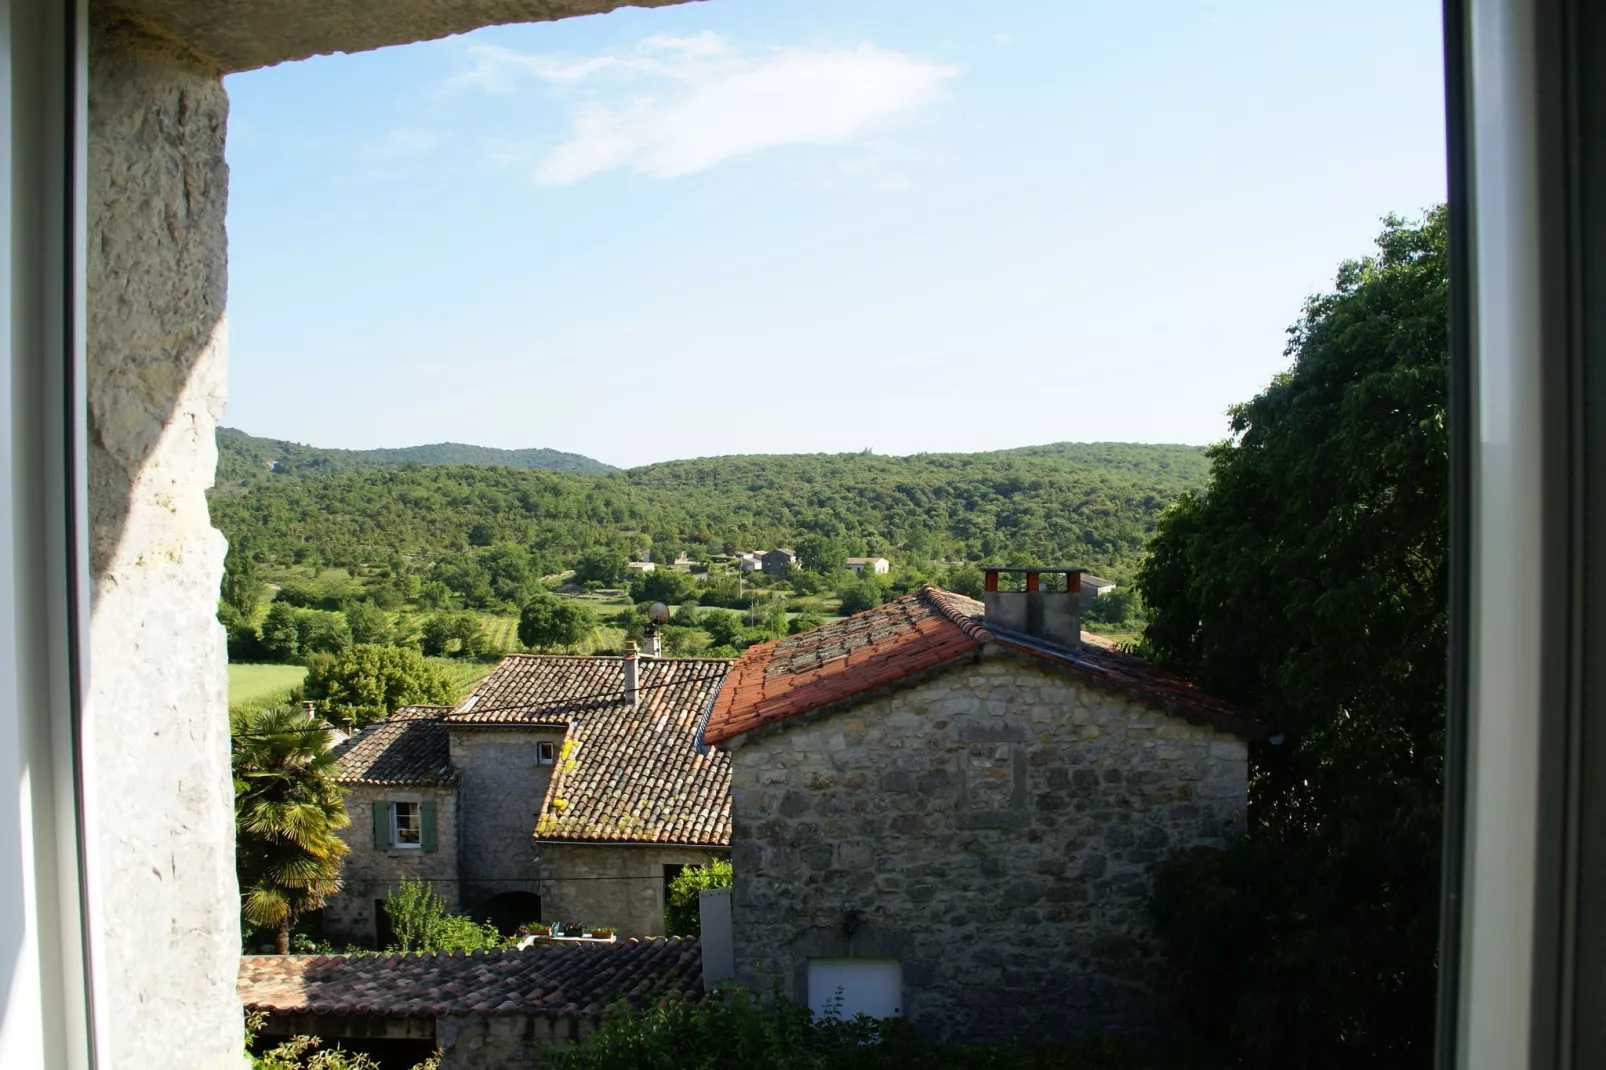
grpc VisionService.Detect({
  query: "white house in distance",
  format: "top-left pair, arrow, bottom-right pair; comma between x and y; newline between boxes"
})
844,556 -> 890,576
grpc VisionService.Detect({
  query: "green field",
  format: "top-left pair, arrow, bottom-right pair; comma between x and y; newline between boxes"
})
228,663 -> 307,709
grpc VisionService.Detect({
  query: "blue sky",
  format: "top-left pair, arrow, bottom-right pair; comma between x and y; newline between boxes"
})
223,0 -> 1446,469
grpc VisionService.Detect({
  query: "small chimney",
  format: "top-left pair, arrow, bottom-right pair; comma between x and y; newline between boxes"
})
980,567 -> 1084,650
622,641 -> 640,706
643,602 -> 670,659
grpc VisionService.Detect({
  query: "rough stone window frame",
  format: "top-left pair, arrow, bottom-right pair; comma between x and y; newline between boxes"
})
0,0 -> 1595,1064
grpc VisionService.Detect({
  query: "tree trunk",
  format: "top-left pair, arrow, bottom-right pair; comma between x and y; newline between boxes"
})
275,921 -> 290,955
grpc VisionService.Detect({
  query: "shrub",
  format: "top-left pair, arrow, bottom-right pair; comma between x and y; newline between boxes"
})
383,877 -> 507,954
663,859 -> 732,937
543,986 -> 1145,1070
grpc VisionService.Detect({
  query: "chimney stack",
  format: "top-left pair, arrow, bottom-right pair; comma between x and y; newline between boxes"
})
622,641 -> 640,706
643,626 -> 663,659
980,567 -> 1084,650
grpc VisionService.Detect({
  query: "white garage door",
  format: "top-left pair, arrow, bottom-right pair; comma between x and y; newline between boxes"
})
806,959 -> 903,1020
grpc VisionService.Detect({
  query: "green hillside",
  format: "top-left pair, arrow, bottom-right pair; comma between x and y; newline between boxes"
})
209,441 -> 1209,585
215,426 -> 615,486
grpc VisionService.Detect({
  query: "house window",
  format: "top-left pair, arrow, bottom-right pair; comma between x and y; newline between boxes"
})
391,801 -> 421,848
807,959 -> 902,1020
537,741 -> 556,765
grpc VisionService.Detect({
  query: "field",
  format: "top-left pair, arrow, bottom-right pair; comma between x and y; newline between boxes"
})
426,657 -> 499,702
228,663 -> 308,709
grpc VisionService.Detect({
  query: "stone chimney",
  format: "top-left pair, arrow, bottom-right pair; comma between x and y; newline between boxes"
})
642,624 -> 663,659
981,567 -> 1084,650
622,641 -> 640,706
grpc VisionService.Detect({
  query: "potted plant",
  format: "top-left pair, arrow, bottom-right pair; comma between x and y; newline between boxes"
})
561,922 -> 584,937
589,927 -> 615,940
518,922 -> 551,937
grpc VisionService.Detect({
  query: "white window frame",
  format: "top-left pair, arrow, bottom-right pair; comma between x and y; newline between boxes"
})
536,741 -> 556,765
389,800 -> 422,849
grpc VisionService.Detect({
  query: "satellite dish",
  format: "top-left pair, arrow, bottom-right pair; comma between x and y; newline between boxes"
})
648,602 -> 671,625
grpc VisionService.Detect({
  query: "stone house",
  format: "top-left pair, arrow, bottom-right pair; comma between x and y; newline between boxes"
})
325,651 -> 732,946
1080,574 -> 1117,605
239,938 -> 702,1070
761,548 -> 797,576
700,569 -> 1269,1044
844,556 -> 891,576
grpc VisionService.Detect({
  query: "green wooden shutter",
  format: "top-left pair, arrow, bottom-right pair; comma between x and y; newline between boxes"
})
421,800 -> 438,853
372,801 -> 388,850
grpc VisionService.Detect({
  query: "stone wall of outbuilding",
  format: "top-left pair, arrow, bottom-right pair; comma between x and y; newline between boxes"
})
724,657 -> 1248,1043
322,786 -> 461,948
536,843 -> 727,938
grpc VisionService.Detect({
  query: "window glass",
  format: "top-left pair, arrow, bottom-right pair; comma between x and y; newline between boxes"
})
537,742 -> 556,765
392,801 -> 421,847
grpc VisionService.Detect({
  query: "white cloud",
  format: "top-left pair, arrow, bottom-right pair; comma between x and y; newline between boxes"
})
993,31 -> 1014,45
455,34 -> 957,185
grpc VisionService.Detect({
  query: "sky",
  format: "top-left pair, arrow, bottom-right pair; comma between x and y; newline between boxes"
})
223,0 -> 1447,470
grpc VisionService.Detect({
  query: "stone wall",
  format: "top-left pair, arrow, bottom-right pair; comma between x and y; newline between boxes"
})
85,10 -> 242,1067
436,1013 -> 596,1070
537,843 -> 726,938
448,726 -> 563,904
322,786 -> 461,947
725,657 -> 1248,1043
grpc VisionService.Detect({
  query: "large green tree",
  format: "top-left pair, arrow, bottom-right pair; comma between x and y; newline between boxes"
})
300,644 -> 457,726
232,706 -> 350,955
220,540 -> 261,619
518,594 -> 597,652
1138,210 -> 1448,1066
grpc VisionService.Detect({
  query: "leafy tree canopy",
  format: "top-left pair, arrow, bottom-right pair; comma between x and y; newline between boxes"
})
518,594 -> 597,652
1139,208 -> 1448,1067
300,644 -> 457,726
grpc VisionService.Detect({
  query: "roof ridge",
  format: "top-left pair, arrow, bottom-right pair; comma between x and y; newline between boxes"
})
919,584 -> 994,643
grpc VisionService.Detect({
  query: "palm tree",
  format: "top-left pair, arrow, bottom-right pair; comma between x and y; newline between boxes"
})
232,705 -> 350,954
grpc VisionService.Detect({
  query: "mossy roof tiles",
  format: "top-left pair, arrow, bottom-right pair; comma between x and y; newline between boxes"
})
237,938 -> 702,1019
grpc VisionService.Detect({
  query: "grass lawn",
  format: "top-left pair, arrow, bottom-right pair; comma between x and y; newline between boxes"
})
228,663 -> 307,709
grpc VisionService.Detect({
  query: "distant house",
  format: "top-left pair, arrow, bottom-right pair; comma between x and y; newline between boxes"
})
701,570 -> 1269,1044
1081,575 -> 1117,606
324,653 -> 732,945
627,560 -> 656,573
844,556 -> 890,576
760,548 -> 797,576
673,552 -> 693,567
737,553 -> 763,573
239,938 -> 702,1069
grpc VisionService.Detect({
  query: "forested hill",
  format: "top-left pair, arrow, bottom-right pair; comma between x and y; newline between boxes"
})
209,441 -> 1209,583
215,427 -> 615,485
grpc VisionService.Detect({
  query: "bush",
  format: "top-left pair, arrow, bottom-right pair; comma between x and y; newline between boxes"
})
663,859 -> 732,937
543,986 -> 1145,1070
788,612 -> 826,635
383,877 -> 507,954
836,578 -> 883,616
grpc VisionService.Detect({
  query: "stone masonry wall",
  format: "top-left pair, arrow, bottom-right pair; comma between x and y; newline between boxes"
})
86,10 -> 241,1067
537,843 -> 726,938
448,726 -> 563,904
727,656 -> 1248,1043
435,1012 -> 596,1070
323,786 -> 461,947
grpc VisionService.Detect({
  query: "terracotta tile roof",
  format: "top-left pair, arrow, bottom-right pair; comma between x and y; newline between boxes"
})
331,706 -> 456,786
238,939 -> 702,1019
702,586 -> 1270,745
449,655 -> 733,846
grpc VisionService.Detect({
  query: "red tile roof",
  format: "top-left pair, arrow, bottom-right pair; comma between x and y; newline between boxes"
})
331,706 -> 456,786
448,655 -> 733,846
702,586 -> 1270,745
238,939 -> 701,1019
